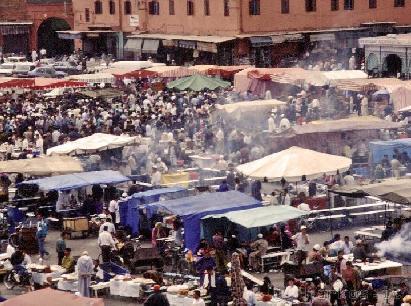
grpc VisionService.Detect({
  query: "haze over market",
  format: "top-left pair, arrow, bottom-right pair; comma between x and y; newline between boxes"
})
1,1 -> 411,305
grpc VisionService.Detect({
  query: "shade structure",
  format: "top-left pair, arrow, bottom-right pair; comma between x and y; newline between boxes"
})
76,88 -> 124,99
369,138 -> 411,164
19,170 -> 129,191
236,146 -> 352,182
0,78 -> 87,90
214,99 -> 285,119
0,288 -> 104,306
145,191 -> 261,250
113,69 -> 158,80
145,66 -> 199,78
69,73 -> 116,84
332,179 -> 411,205
119,187 -> 188,235
46,133 -> 139,156
293,116 -> 403,135
202,205 -> 310,229
0,156 -> 83,176
166,74 -> 231,91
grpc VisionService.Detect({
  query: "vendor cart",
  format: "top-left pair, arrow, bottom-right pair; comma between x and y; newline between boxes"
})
10,225 -> 38,255
63,217 -> 89,239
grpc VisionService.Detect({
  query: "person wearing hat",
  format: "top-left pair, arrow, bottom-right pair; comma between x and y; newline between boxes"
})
144,284 -> 170,306
308,244 -> 323,263
77,251 -> 94,297
248,233 -> 269,272
293,225 -> 310,265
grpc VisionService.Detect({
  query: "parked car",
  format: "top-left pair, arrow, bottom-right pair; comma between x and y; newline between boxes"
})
12,63 -> 35,78
27,67 -> 67,78
52,61 -> 82,75
0,63 -> 16,76
5,56 -> 28,63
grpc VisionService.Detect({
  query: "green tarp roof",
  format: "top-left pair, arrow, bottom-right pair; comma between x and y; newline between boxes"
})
202,205 -> 309,228
166,74 -> 231,91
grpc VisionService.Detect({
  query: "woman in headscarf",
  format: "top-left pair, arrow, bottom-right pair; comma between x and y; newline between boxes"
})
231,252 -> 246,306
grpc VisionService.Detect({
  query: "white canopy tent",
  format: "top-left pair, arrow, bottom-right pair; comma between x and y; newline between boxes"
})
236,146 -> 352,182
0,156 -> 83,176
46,133 -> 140,156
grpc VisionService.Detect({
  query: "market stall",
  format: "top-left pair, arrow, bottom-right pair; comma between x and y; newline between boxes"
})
119,187 -> 188,235
368,138 -> 411,169
166,74 -> 231,91
19,170 -> 129,192
0,156 -> 83,176
68,73 -> 116,85
211,99 -> 285,128
236,146 -> 352,182
201,205 -> 309,242
145,191 -> 261,251
46,133 -> 140,156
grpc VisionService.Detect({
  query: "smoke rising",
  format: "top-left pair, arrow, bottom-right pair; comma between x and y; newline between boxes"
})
375,223 -> 411,264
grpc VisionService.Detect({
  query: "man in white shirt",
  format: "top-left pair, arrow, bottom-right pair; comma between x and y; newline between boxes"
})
329,234 -> 344,256
98,226 -> 116,262
243,283 -> 257,306
283,279 -> 299,299
268,115 -> 275,132
293,225 -> 310,265
343,171 -> 355,185
99,218 -> 115,234
279,114 -> 291,131
343,236 -> 353,255
108,199 -> 119,224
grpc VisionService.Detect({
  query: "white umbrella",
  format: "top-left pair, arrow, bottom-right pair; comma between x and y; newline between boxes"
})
236,146 -> 352,182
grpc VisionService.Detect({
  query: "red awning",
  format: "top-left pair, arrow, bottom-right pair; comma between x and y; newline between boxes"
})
247,69 -> 272,81
0,78 -> 87,90
208,66 -> 251,78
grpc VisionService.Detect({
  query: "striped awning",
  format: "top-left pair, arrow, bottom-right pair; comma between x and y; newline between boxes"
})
335,80 -> 378,92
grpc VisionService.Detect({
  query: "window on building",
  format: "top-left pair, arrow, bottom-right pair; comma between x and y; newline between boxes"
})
169,0 -> 175,15
305,0 -> 316,12
281,0 -> 290,13
187,0 -> 194,15
224,0 -> 230,16
124,0 -> 132,14
85,8 -> 90,22
369,0 -> 377,8
94,0 -> 103,14
109,0 -> 115,14
344,0 -> 354,9
149,1 -> 160,15
204,0 -> 210,15
394,0 -> 405,7
249,0 -> 260,15
331,0 -> 339,10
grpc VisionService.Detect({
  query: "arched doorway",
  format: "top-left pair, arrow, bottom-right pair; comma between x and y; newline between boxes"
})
37,18 -> 73,57
383,54 -> 402,77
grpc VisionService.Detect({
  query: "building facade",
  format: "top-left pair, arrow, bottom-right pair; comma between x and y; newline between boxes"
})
64,0 -> 141,58
0,0 -> 74,56
68,0 -> 411,66
360,34 -> 411,77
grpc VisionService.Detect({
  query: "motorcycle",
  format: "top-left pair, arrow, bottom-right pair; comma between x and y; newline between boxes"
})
3,261 -> 34,290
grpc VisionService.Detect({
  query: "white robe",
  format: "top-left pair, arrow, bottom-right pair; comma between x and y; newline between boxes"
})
77,255 -> 94,297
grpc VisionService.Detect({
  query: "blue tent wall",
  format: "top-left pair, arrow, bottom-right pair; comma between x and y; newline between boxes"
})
146,191 -> 261,251
369,139 -> 411,164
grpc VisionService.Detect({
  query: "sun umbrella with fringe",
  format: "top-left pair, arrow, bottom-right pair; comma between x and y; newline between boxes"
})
166,74 -> 231,91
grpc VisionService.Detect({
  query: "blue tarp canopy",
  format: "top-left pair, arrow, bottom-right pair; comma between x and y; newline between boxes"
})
201,205 -> 310,242
369,138 -> 411,164
19,170 -> 129,191
118,187 -> 188,235
145,191 -> 261,251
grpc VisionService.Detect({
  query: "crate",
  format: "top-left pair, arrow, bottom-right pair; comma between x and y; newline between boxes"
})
63,217 -> 89,232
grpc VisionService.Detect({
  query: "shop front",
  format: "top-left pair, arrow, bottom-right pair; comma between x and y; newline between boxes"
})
0,22 -> 32,56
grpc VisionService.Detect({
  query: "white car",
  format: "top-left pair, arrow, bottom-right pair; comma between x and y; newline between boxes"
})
0,63 -> 16,76
5,56 -> 28,63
